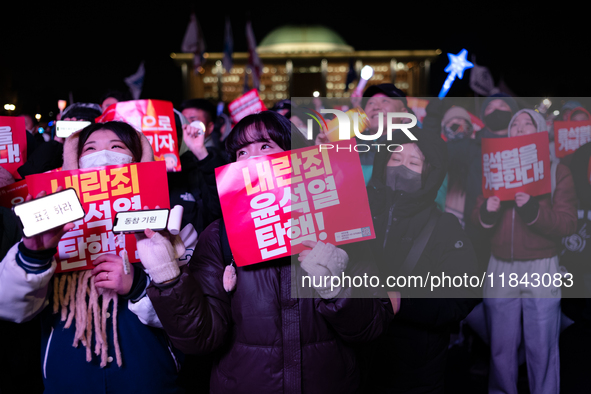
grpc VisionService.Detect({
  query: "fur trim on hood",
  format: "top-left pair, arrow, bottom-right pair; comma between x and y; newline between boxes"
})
62,125 -> 154,170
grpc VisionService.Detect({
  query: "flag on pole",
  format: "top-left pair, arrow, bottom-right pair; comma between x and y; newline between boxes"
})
223,17 -> 233,72
245,20 -> 263,90
344,58 -> 357,92
124,61 -> 145,100
182,12 -> 206,74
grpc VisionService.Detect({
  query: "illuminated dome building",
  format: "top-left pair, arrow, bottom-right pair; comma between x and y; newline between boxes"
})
172,25 -> 440,107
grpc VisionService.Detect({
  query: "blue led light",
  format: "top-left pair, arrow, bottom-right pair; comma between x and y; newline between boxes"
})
438,49 -> 474,99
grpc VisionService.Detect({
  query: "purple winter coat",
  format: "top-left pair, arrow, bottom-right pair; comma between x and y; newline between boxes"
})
147,219 -> 392,393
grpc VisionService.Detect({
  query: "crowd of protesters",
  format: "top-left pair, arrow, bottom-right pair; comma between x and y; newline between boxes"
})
0,84 -> 590,394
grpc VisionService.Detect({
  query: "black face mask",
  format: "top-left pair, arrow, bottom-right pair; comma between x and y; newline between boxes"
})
385,165 -> 422,193
483,110 -> 513,132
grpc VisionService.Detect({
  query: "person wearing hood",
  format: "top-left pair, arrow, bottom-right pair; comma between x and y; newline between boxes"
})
0,121 -> 197,393
440,105 -> 475,229
473,109 -> 577,394
364,130 -> 480,393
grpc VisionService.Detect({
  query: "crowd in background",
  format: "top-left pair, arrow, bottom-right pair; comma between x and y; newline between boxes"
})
0,84 -> 590,394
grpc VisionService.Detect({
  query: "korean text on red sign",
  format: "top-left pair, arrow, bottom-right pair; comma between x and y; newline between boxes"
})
96,99 -> 182,172
554,120 -> 591,158
26,161 -> 170,273
481,132 -> 551,201
228,89 -> 267,124
216,140 -> 375,267
0,116 -> 27,177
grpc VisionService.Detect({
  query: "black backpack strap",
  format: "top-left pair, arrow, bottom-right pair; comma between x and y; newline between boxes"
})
219,219 -> 234,267
398,208 -> 439,276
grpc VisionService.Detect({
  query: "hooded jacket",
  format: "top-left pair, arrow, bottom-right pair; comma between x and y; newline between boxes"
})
365,130 -> 480,393
1,125 -> 193,394
147,225 -> 393,392
472,109 -> 578,261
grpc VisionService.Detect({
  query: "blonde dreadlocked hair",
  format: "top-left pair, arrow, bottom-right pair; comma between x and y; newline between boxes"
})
52,271 -> 123,367
56,121 -> 154,368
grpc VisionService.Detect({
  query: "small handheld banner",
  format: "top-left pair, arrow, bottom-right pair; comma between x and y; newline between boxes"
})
554,120 -> 591,158
26,161 -> 169,273
216,139 -> 375,267
96,100 -> 182,172
0,180 -> 28,209
228,89 -> 267,124
0,116 -> 27,177
481,132 -> 551,201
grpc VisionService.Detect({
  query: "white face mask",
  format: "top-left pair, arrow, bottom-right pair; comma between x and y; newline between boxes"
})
79,150 -> 134,169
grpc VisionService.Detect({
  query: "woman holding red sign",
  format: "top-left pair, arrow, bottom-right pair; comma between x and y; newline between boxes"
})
473,109 -> 578,394
0,121 -> 195,394
142,111 -> 393,393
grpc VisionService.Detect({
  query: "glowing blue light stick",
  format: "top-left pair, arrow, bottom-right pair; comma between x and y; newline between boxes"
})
438,49 -> 474,99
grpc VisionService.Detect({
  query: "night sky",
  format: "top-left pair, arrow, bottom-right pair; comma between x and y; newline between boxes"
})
2,1 -> 589,117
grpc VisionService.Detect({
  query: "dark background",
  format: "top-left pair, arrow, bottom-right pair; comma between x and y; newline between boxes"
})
1,1 -> 588,117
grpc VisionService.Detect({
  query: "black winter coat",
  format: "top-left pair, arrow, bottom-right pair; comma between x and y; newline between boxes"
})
364,130 -> 480,394
147,219 -> 393,394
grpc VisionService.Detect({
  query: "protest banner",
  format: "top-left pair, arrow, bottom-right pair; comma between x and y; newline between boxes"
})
96,100 -> 182,172
26,161 -> 169,273
481,132 -> 551,201
554,120 -> 591,158
0,116 -> 27,178
216,139 -> 375,267
228,89 -> 267,124
0,180 -> 28,209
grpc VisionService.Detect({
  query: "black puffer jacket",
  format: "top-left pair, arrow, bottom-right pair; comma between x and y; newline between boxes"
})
365,131 -> 480,394
147,219 -> 393,394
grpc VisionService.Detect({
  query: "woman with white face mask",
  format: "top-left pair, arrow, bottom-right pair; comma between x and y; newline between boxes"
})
0,121 -> 194,394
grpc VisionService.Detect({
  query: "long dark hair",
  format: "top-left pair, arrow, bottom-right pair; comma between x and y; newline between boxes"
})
77,121 -> 142,162
225,111 -> 311,161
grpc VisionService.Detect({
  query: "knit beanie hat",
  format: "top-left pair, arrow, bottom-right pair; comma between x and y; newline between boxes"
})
508,109 -> 547,137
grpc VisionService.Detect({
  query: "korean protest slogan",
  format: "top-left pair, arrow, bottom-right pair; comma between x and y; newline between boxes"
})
0,116 -> 27,178
554,119 -> 591,158
481,132 -> 551,201
26,161 -> 170,273
215,140 -> 375,267
96,99 -> 182,172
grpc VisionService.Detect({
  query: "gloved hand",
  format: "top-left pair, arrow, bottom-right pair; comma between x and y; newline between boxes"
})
135,229 -> 183,284
299,240 -> 349,299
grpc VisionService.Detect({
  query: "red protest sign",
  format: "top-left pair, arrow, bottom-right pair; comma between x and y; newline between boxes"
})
0,116 -> 27,177
0,180 -> 28,209
481,132 -> 551,201
554,120 -> 591,158
215,140 -> 375,267
228,89 -> 267,124
26,161 -> 169,273
96,100 -> 181,172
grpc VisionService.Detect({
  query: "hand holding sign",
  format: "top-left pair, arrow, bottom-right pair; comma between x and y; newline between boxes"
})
135,227 -> 181,284
21,188 -> 76,251
515,192 -> 531,207
486,196 -> 501,212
